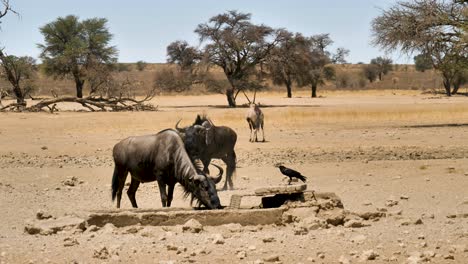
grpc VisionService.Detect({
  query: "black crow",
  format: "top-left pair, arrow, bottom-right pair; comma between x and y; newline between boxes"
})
277,165 -> 307,185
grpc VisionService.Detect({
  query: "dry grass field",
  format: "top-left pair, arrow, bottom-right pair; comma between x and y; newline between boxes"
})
1,91 -> 468,263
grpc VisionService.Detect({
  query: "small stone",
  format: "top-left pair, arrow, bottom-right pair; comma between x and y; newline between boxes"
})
63,237 -> 79,247
386,198 -> 399,207
182,219 -> 203,233
93,246 -> 109,259
36,210 -> 53,220
263,254 -> 280,262
237,251 -> 247,259
254,259 -> 264,264
350,234 -> 367,244
423,251 -> 435,258
363,201 -> 373,206
361,250 -> 379,260
344,219 -> 370,228
166,244 -> 178,251
338,255 -> 350,264
317,252 -> 325,259
262,236 -> 275,243
417,234 -> 425,239
443,254 -> 454,260
41,146 -> 48,150
400,195 -> 409,200
212,234 -> 225,245
414,218 -> 423,225
248,245 -> 256,251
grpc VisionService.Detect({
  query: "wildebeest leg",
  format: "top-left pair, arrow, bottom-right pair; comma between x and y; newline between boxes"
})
157,180 -> 168,207
112,165 -> 128,209
222,152 -> 236,190
166,183 -> 175,207
261,120 -> 265,142
127,178 -> 141,208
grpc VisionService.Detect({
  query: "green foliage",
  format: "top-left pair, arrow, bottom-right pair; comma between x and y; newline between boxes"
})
38,15 -> 118,97
116,63 -> 130,72
166,41 -> 201,72
136,60 -> 147,71
370,57 -> 393,80
371,0 -> 467,96
0,51 -> 37,103
195,10 -> 285,106
414,54 -> 433,72
362,64 -> 379,83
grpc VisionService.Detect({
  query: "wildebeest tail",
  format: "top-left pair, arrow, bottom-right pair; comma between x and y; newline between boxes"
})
111,166 -> 119,201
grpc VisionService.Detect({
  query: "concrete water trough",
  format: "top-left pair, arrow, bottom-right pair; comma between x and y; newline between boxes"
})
86,185 -> 343,228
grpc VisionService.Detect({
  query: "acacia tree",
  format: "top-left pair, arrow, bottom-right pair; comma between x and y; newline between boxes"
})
370,57 -> 393,80
414,53 -> 433,72
38,15 -> 118,98
295,34 -> 336,98
266,31 -> 309,98
195,10 -> 285,107
372,0 -> 468,96
362,64 -> 379,83
166,40 -> 201,72
0,0 -> 17,27
0,50 -> 36,104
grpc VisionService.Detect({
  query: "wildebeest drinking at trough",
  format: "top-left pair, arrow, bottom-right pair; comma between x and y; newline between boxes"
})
111,129 -> 223,209
176,114 -> 237,190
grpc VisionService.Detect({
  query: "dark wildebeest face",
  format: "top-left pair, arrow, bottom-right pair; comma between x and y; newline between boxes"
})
179,124 -> 208,157
192,174 -> 221,209
190,164 -> 223,209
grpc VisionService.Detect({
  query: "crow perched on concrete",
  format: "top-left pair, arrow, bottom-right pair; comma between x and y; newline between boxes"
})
276,165 -> 307,185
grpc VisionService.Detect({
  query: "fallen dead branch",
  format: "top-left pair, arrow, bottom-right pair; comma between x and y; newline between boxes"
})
0,96 -> 157,113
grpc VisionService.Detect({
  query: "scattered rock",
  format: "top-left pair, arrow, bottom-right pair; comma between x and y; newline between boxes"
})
36,210 -> 53,220
93,246 -> 110,259
223,223 -> 244,233
166,244 -> 178,251
62,177 -> 80,187
414,218 -> 423,225
237,250 -> 247,259
344,219 -> 370,228
317,252 -> 325,259
361,250 -> 379,260
25,216 -> 86,235
86,225 -> 99,233
123,226 -> 141,234
262,236 -> 275,243
386,197 -> 399,207
41,146 -> 48,150
254,259 -> 264,264
338,255 -> 350,264
400,195 -> 410,200
182,219 -> 203,233
212,234 -> 225,245
263,254 -> 280,262
63,237 -> 79,247
443,254 -> 454,260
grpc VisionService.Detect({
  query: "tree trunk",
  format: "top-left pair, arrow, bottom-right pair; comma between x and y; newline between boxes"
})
443,78 -> 451,97
452,79 -> 460,95
12,85 -> 25,104
311,84 -> 317,98
378,72 -> 383,81
75,79 -> 85,98
286,81 -> 292,98
226,88 -> 236,107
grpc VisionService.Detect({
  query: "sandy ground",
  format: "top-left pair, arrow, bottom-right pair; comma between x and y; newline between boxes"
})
1,91 -> 468,263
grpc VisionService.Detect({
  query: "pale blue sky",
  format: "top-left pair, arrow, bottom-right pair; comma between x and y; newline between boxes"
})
0,0 -> 411,64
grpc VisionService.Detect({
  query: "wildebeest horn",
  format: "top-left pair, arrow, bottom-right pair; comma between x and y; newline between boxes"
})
175,119 -> 186,132
210,164 -> 223,184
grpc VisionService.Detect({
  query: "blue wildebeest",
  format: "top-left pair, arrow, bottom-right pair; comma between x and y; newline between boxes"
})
111,129 -> 223,209
176,115 -> 237,190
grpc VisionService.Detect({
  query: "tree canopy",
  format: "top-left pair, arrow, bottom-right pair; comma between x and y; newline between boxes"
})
38,15 -> 118,98
195,10 -> 286,107
372,0 -> 467,95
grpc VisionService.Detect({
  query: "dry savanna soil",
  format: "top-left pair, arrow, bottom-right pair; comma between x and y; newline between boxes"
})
1,90 -> 468,263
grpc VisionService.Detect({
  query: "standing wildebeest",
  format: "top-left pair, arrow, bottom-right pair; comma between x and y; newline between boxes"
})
246,103 -> 265,142
176,115 -> 237,190
111,129 -> 223,209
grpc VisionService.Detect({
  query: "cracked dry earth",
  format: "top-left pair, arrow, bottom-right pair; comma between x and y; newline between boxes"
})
1,93 -> 468,264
